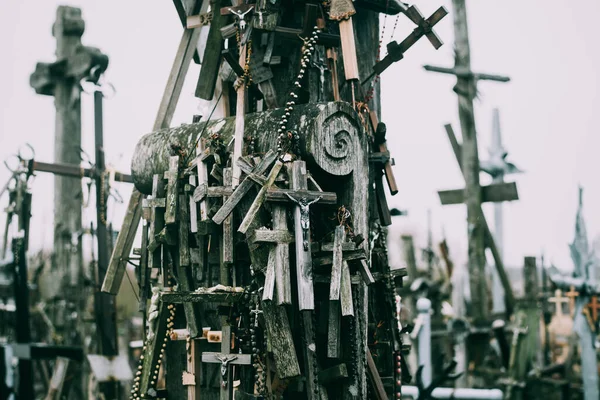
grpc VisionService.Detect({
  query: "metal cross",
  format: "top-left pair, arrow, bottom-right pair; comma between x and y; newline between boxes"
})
284,194 -> 322,250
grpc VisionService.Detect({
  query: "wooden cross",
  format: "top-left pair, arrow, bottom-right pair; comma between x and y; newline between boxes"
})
327,225 -> 354,359
586,296 -> 600,323
364,6 -> 448,82
201,326 -> 252,400
195,0 -> 229,100
548,289 -> 569,318
211,150 -> 278,224
249,206 -> 293,305
164,156 -> 180,226
441,124 -> 516,317
565,286 -> 579,316
224,0 -> 254,187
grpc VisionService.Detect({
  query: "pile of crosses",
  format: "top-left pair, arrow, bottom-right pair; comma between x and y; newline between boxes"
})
97,0 -> 450,398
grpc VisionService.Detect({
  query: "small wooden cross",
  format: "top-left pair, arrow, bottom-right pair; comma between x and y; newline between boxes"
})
201,326 -> 252,400
164,156 -> 180,225
249,206 -> 293,305
143,175 -> 167,263
586,296 -> 600,323
211,150 -> 278,224
548,289 -> 569,318
365,6 -> 448,81
565,286 -> 580,316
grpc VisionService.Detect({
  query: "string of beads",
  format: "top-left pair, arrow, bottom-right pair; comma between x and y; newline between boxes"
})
276,26 -> 321,154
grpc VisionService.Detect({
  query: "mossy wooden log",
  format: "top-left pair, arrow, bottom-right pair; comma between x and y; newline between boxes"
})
131,101 -> 363,194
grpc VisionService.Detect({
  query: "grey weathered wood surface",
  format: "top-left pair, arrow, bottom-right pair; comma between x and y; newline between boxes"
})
44,357 -> 74,400
272,205 -> 292,305
438,181 -> 519,205
101,188 -> 143,294
195,0 -> 227,99
161,291 -> 244,304
261,300 -> 301,379
220,168 -> 233,285
238,161 -> 283,234
164,156 -> 180,225
262,249 -> 276,301
131,102 -> 363,194
155,6 -> 204,130
175,194 -> 202,338
340,261 -> 354,316
327,301 -> 341,359
329,226 -> 346,301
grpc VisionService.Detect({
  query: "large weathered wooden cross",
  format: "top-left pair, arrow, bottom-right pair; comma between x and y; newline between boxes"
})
425,0 -> 512,324
30,6 -> 108,287
440,124 -> 516,316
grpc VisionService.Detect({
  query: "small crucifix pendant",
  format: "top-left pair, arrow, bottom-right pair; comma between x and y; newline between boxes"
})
216,354 -> 238,388
285,194 -> 322,251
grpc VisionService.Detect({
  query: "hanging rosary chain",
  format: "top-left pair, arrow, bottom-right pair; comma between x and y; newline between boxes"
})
276,26 -> 321,156
99,171 -> 108,225
235,27 -> 253,90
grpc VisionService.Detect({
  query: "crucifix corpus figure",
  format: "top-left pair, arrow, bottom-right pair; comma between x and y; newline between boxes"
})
285,193 -> 322,250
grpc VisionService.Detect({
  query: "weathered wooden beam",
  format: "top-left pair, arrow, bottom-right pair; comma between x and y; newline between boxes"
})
438,181 -> 519,205
366,348 -> 388,400
327,301 -> 341,359
101,189 -> 143,294
195,0 -> 227,100
313,250 -> 367,268
175,195 -> 201,338
329,226 -> 345,302
340,261 -> 354,316
423,65 -> 510,82
220,168 -> 234,285
28,160 -> 132,183
263,249 -> 276,301
318,363 -> 348,385
160,291 -> 244,304
261,300 -> 301,379
238,161 -> 284,234
273,205 -> 292,305
249,229 -> 294,244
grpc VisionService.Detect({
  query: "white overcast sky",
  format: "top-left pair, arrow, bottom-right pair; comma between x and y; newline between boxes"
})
1,1 -> 599,272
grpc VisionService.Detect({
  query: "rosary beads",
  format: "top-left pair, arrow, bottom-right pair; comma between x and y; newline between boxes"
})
276,26 -> 321,154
